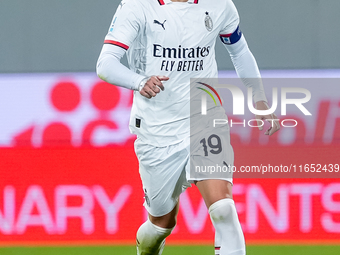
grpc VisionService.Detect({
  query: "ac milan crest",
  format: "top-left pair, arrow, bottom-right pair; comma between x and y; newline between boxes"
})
204,11 -> 213,32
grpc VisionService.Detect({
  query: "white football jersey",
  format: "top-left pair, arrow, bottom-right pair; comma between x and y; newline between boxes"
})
105,0 -> 239,146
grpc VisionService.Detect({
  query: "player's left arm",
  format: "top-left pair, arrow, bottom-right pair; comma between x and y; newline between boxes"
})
219,1 -> 280,136
223,34 -> 280,135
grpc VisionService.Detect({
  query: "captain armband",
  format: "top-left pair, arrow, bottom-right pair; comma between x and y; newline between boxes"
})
219,26 -> 242,45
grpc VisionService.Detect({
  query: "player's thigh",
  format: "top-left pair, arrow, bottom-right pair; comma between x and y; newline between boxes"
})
190,107 -> 234,208
135,138 -> 190,219
195,179 -> 232,208
189,107 -> 234,183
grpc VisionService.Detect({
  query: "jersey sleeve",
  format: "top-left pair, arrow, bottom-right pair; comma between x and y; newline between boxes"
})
104,0 -> 145,50
219,0 -> 241,45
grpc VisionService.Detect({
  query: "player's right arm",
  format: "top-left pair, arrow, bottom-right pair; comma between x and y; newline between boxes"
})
96,0 -> 167,98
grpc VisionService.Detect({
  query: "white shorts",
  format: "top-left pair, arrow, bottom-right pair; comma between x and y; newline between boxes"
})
134,107 -> 234,217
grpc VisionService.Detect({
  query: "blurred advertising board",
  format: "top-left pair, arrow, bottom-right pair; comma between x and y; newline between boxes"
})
0,73 -> 339,244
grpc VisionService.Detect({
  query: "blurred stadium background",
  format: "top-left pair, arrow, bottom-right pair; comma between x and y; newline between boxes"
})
0,0 -> 340,254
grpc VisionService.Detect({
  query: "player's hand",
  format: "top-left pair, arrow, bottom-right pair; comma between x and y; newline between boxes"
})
139,76 -> 169,99
255,101 -> 280,136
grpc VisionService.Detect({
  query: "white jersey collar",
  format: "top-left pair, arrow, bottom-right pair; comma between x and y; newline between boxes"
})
160,0 -> 199,5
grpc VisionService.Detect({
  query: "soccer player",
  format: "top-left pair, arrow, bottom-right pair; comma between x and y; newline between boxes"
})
96,0 -> 280,254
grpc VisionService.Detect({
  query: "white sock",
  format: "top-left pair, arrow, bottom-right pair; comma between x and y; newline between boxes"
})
209,198 -> 245,255
136,220 -> 173,255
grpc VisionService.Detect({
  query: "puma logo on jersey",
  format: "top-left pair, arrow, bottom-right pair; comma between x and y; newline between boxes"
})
154,20 -> 166,30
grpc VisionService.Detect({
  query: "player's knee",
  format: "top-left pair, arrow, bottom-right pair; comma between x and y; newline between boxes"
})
166,217 -> 177,229
151,222 -> 174,239
209,198 -> 236,223
149,208 -> 178,229
150,217 -> 177,229
137,220 -> 174,242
